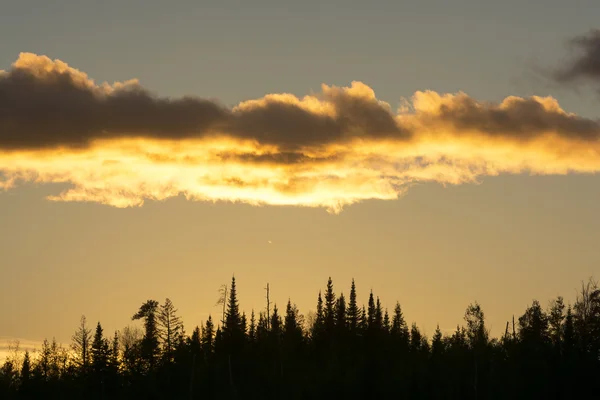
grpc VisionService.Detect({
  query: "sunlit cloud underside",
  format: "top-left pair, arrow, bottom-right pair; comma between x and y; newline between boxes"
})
2,53 -> 600,213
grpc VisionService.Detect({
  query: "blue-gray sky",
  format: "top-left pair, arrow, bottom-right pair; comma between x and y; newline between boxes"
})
1,0 -> 600,358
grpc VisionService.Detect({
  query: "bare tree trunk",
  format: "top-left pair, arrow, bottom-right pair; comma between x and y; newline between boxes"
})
265,283 -> 271,330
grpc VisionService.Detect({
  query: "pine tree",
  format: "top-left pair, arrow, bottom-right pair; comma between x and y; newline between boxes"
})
91,322 -> 110,375
410,323 -> 422,353
347,279 -> 359,333
270,305 -> 282,337
383,309 -> 390,333
248,310 -> 257,343
223,276 -> 244,339
132,299 -> 160,370
284,300 -> 303,342
391,302 -> 408,335
335,293 -> 347,332
367,291 -> 376,330
71,315 -> 92,372
431,325 -> 444,356
312,291 -> 325,339
324,277 -> 336,333
375,297 -> 383,331
201,316 -> 215,356
158,298 -> 183,362
110,331 -> 120,372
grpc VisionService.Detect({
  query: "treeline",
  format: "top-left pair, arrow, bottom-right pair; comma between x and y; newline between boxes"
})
1,276 -> 600,399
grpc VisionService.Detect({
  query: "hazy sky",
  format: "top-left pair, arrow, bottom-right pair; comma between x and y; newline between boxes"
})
2,0 -> 600,359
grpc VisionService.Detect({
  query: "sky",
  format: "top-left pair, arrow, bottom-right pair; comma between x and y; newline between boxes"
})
2,0 -> 600,360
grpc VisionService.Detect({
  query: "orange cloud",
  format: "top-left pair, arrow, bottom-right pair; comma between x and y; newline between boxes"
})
1,53 -> 600,212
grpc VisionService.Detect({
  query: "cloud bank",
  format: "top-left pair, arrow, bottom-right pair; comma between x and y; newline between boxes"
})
1,52 -> 600,212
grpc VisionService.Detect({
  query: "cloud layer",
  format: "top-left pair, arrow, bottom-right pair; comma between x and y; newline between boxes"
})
1,52 -> 600,212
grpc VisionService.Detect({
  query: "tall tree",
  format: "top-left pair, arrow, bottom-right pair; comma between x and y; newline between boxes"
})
71,315 -> 92,372
201,316 -> 215,356
132,300 -> 160,370
91,322 -> 110,375
158,298 -> 183,362
367,291 -> 376,330
223,276 -> 244,342
347,279 -> 359,333
391,302 -> 409,342
312,291 -> 325,339
324,277 -> 336,333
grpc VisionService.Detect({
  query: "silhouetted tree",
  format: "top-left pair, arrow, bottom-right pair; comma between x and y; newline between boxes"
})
71,315 -> 92,373
158,298 -> 183,363
132,300 -> 160,371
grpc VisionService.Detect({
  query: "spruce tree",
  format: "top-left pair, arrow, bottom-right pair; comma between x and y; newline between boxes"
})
248,310 -> 257,343
201,316 -> 215,356
223,276 -> 243,339
347,279 -> 359,333
91,322 -> 110,375
324,277 -> 336,333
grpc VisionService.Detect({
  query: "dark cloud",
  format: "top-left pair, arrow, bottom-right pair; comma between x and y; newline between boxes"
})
0,66 -> 229,149
0,53 -> 408,151
553,29 -> 600,84
3,50 -> 600,155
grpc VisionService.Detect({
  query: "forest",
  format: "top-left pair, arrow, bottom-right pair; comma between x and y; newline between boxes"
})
1,276 -> 599,399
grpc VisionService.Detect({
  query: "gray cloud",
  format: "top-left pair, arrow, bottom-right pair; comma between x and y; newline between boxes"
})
3,50 -> 600,157
0,53 -> 408,151
553,29 -> 600,84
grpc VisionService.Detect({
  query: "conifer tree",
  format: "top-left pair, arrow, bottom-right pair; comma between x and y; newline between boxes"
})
312,291 -> 325,339
383,309 -> 390,333
391,302 -> 408,336
347,279 -> 359,333
91,322 -> 110,375
132,299 -> 160,370
201,316 -> 215,356
158,298 -> 183,362
334,293 -> 347,332
71,315 -> 92,372
324,277 -> 336,332
367,291 -> 376,329
248,310 -> 257,343
110,331 -> 120,372
223,276 -> 244,339
284,300 -> 303,342
375,297 -> 383,331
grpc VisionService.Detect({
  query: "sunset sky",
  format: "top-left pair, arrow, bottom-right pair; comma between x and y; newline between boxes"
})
2,0 -> 600,360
